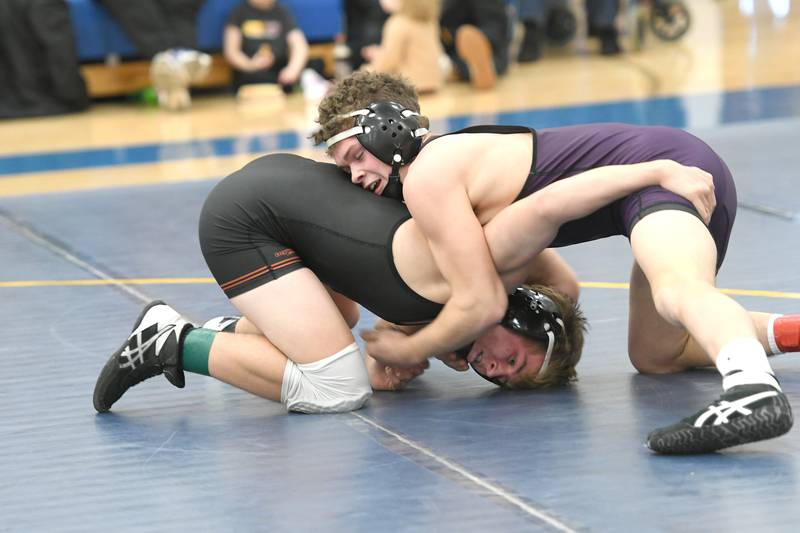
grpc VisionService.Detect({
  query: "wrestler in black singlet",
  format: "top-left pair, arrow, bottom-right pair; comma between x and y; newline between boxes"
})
199,153 -> 443,325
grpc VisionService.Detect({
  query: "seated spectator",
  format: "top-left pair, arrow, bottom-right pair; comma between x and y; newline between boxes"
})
223,0 -> 331,101
98,0 -> 211,110
224,0 -> 315,96
440,0 -> 511,90
362,0 -> 445,94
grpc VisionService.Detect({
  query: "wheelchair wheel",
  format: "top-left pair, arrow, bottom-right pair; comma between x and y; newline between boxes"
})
650,1 -> 691,41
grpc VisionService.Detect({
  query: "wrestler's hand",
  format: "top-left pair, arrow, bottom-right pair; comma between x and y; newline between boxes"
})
360,328 -> 423,367
436,352 -> 469,371
365,353 -> 429,391
657,160 -> 716,224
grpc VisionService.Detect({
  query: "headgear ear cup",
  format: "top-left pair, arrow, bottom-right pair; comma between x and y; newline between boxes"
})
353,102 -> 426,166
502,287 -> 565,376
501,287 -> 565,345
325,101 -> 429,200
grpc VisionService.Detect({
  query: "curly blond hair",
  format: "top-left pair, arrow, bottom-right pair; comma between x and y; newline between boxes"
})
312,71 -> 428,147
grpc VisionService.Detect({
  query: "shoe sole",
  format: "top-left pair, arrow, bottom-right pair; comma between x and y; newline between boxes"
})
455,25 -> 496,91
646,394 -> 794,454
92,300 -> 166,413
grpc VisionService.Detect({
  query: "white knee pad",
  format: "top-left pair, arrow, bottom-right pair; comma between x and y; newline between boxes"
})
281,343 -> 372,414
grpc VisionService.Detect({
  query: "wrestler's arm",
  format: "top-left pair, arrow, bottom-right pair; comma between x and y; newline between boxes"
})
498,248 -> 580,302
484,160 -> 716,275
370,320 -> 469,372
373,319 -> 421,335
362,152 -> 508,365
364,160 -> 713,365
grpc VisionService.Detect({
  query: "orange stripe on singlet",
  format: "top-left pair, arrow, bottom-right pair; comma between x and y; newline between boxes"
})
219,256 -> 303,291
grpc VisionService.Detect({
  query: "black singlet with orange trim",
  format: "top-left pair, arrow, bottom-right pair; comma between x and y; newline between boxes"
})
198,153 -> 443,325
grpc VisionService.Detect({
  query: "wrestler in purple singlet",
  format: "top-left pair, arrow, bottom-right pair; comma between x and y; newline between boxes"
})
520,123 -> 737,269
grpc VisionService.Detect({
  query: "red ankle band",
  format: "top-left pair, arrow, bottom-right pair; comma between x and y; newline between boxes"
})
774,315 -> 800,352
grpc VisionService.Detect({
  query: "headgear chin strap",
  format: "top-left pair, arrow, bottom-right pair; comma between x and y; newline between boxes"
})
325,101 -> 429,201
457,287 -> 565,386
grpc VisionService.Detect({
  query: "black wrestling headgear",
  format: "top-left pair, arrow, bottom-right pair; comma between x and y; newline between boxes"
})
456,287 -> 566,386
502,286 -> 565,349
325,101 -> 429,200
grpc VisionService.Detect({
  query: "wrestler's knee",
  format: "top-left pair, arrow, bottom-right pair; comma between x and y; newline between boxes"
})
628,353 -> 681,374
281,343 -> 372,413
648,280 -> 682,318
647,275 -> 708,321
627,334 -> 691,375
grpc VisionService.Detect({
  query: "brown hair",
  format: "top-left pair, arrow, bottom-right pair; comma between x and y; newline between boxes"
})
509,284 -> 588,390
400,0 -> 441,22
312,71 -> 428,147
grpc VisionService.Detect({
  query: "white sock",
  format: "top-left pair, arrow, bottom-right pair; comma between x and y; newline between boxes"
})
715,338 -> 780,391
767,314 -> 784,355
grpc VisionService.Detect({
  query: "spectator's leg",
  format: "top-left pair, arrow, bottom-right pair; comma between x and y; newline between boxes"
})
440,0 -> 469,80
469,0 -> 512,74
158,0 -> 210,104
585,0 -> 621,55
455,25 -> 497,90
515,0 -> 549,62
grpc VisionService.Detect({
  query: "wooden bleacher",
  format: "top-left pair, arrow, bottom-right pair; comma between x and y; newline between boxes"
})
66,0 -> 340,98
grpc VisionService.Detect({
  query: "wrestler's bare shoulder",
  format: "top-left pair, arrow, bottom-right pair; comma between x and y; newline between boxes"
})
409,132 -> 533,222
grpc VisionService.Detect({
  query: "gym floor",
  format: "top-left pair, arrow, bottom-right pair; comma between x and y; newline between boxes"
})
1,1 -> 798,531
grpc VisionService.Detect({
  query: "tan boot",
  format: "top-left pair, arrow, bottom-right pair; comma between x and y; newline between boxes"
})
455,25 -> 497,91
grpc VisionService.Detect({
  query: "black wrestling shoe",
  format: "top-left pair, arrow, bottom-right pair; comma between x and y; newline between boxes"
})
93,301 -> 192,413
646,383 -> 793,454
